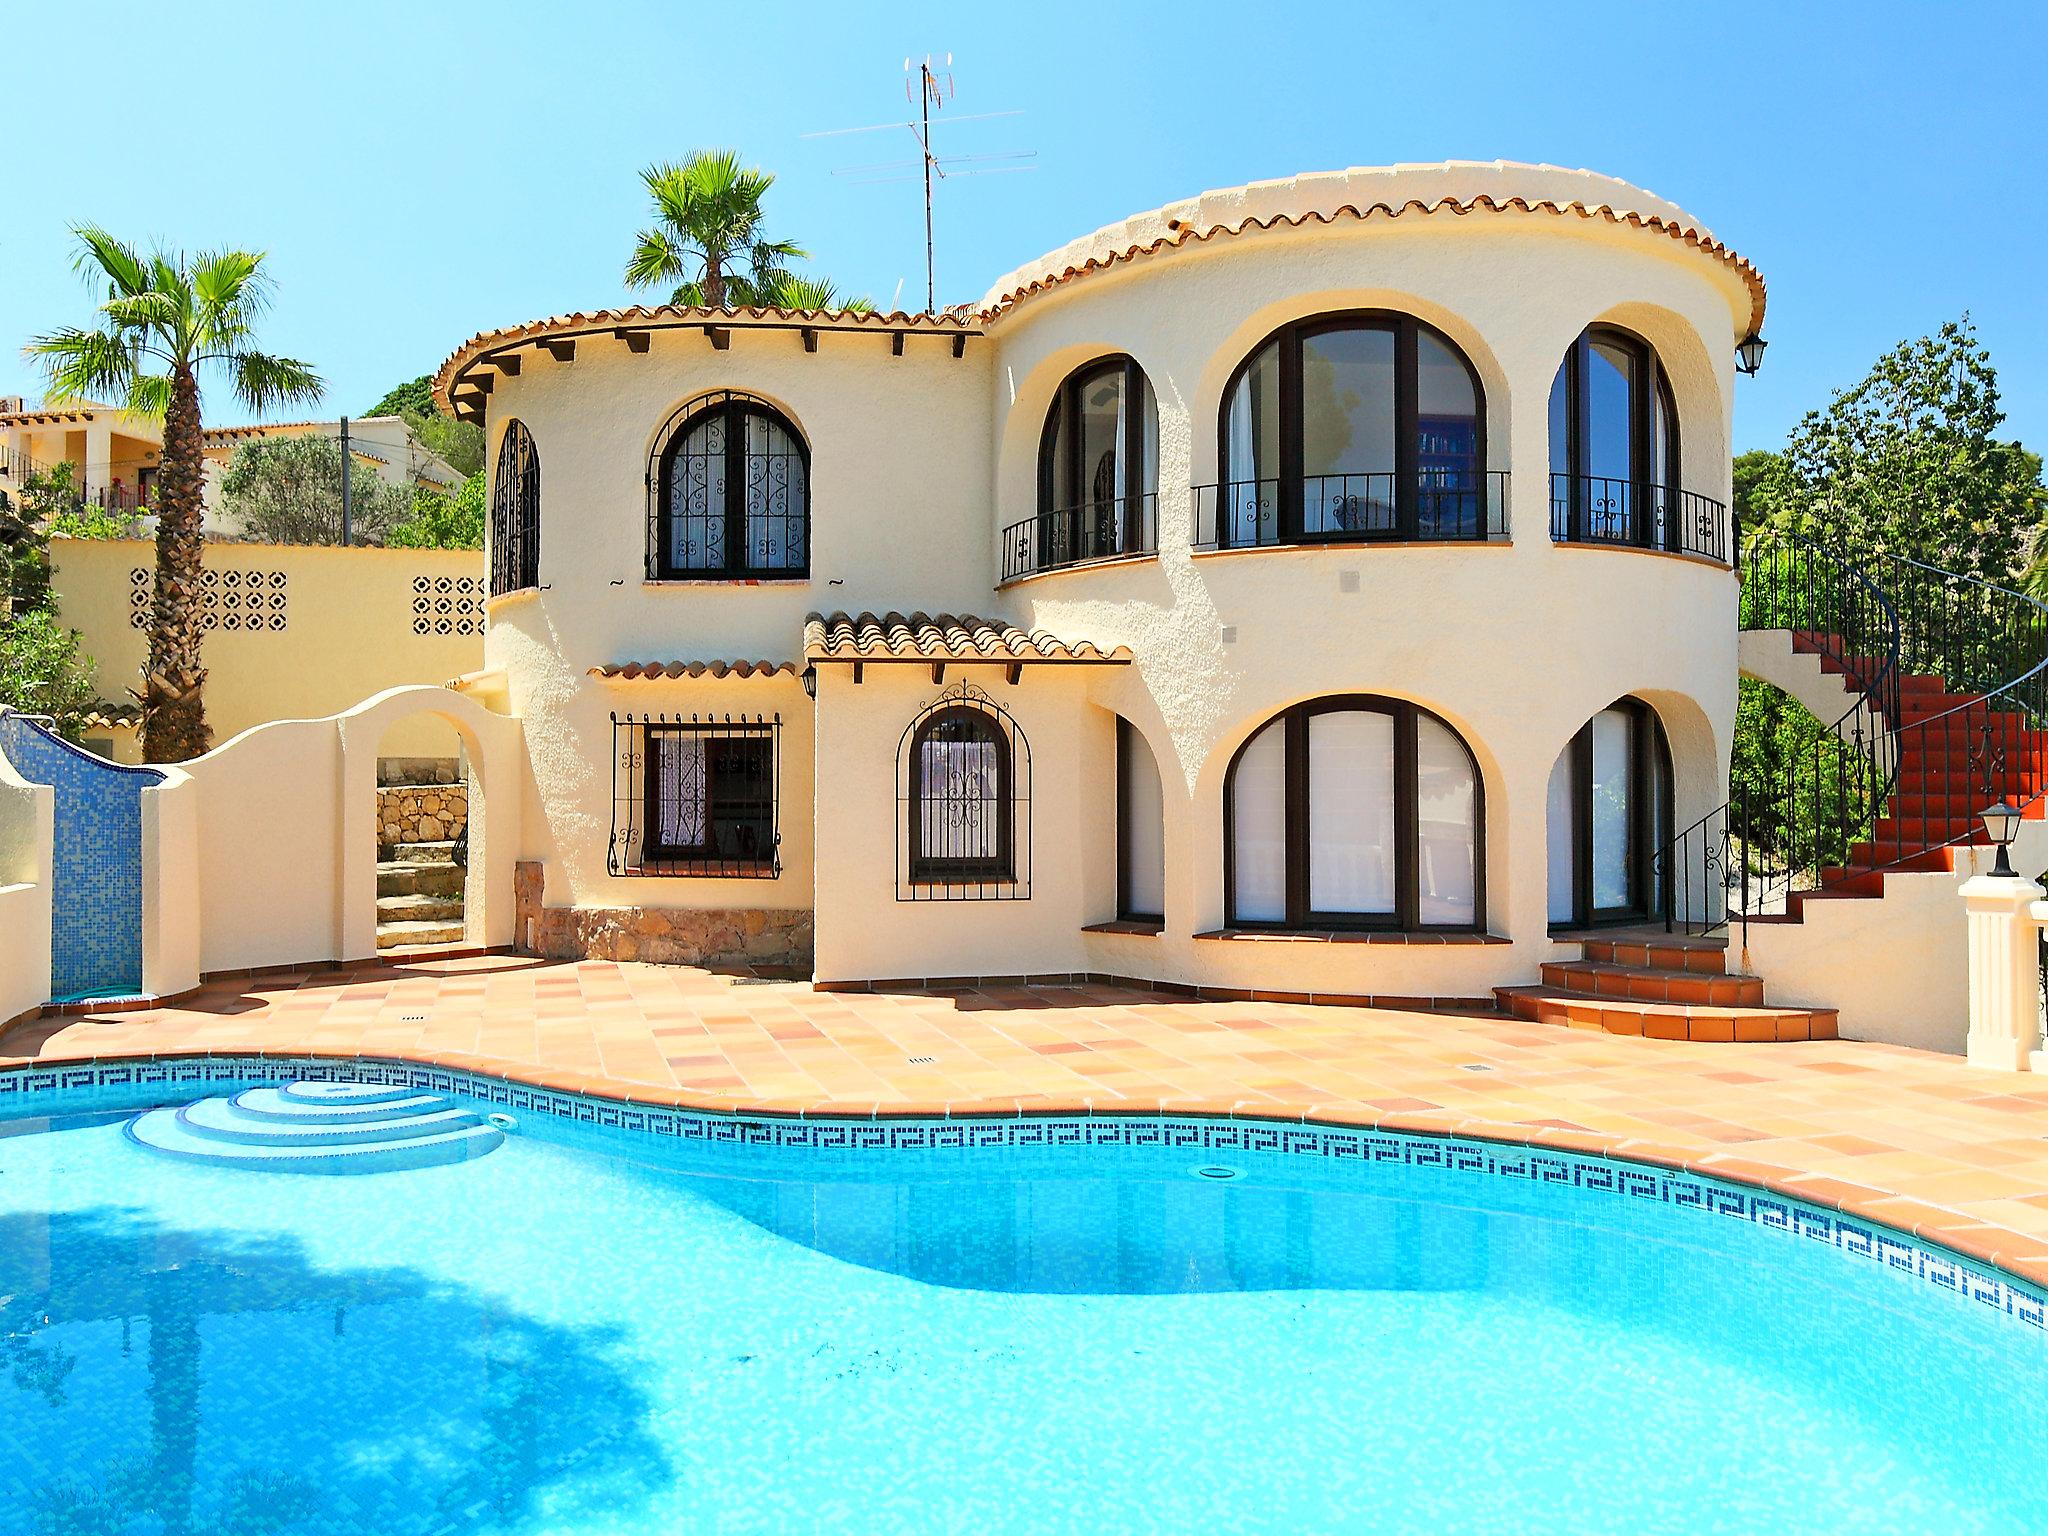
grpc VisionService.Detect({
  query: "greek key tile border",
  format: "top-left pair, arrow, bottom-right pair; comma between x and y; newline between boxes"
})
3,1053 -> 2041,1336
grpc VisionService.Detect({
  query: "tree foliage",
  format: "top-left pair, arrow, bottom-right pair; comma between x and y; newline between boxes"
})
0,608 -> 99,736
364,376 -> 485,476
1740,317 -> 2047,585
624,149 -> 872,312
387,471 -> 486,549
218,435 -> 408,545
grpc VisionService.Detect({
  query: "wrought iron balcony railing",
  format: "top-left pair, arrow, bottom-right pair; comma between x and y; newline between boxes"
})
1192,469 -> 1509,551
1000,493 -> 1158,583
1548,473 -> 1730,564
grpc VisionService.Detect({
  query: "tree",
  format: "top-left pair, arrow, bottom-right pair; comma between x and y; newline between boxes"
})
388,471 -> 486,549
365,376 -> 484,476
0,608 -> 98,736
217,434 -> 409,545
27,228 -> 322,761
1752,317 -> 2047,584
625,150 -> 814,309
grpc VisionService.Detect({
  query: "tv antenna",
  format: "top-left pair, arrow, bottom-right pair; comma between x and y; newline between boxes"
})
805,55 -> 1036,314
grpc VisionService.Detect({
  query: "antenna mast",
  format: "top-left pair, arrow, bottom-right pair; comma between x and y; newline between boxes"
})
806,57 -> 1035,316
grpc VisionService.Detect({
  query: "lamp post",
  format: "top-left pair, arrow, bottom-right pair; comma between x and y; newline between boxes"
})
1981,800 -> 2025,877
1736,333 -> 1768,376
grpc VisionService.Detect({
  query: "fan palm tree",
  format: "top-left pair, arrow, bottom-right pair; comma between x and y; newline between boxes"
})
27,228 -> 322,761
624,150 -> 870,312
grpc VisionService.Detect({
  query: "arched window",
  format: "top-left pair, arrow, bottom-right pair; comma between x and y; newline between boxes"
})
1224,697 -> 1483,931
1548,325 -> 1681,549
898,686 -> 1032,899
489,420 -> 539,596
1546,698 -> 1672,928
1216,313 -> 1488,547
1034,357 -> 1158,570
1117,717 -> 1166,922
652,392 -> 808,579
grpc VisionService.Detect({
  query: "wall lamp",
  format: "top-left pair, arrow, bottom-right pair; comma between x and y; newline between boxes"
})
1980,799 -> 2024,877
801,664 -> 818,701
1736,332 -> 1768,376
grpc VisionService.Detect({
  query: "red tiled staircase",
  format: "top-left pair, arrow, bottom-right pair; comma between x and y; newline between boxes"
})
1495,935 -> 1838,1042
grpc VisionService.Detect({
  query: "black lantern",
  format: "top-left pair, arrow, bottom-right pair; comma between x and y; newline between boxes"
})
1736,333 -> 1768,376
1980,799 -> 2024,877
801,664 -> 818,701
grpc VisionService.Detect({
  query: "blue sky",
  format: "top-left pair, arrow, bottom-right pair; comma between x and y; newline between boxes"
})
3,0 -> 2042,454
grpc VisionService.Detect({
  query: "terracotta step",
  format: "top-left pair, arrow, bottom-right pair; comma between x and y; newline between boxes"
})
1540,960 -> 1766,1007
1872,814 -> 1979,844
1577,936 -> 1727,974
1885,791 -> 2045,820
1494,985 -> 1838,1043
1844,841 -> 1973,871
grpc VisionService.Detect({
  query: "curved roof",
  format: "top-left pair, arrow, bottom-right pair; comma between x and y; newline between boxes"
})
433,162 -> 1763,414
981,161 -> 1764,334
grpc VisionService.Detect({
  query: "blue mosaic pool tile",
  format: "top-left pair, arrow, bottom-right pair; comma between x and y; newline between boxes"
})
0,715 -> 163,1002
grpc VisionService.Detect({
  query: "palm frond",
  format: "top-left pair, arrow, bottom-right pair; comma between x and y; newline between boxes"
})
625,227 -> 690,292
101,292 -> 180,334
69,223 -> 151,299
24,326 -> 139,403
228,351 -> 324,416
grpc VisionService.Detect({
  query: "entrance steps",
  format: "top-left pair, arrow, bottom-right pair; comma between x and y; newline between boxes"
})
1495,935 -> 1839,1043
376,836 -> 464,949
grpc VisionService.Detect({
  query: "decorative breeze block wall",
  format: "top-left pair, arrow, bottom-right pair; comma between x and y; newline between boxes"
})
129,566 -> 289,632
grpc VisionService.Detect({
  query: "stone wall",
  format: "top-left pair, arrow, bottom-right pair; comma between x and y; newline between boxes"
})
377,783 -> 468,848
513,860 -> 814,970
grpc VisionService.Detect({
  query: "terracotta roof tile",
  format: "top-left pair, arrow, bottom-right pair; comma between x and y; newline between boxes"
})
590,660 -> 798,681
803,611 -> 1132,664
76,701 -> 141,729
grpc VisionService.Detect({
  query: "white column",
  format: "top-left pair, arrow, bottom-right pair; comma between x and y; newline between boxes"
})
1962,874 -> 2040,1070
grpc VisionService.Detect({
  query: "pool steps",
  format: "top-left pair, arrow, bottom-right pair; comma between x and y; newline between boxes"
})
126,1081 -> 503,1173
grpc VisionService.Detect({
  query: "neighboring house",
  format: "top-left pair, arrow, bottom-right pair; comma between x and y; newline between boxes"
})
429,161 -> 1766,1008
0,402 -> 462,533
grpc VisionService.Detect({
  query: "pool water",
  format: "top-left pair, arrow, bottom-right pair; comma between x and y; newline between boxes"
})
1,1100 -> 2043,1534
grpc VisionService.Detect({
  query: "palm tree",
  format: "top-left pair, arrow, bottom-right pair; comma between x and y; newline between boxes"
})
27,227 -> 322,761
624,150 -> 870,312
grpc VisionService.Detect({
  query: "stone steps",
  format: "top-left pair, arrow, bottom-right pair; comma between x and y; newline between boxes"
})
376,918 -> 466,949
375,837 -> 465,950
1495,984 -> 1838,1042
378,861 -> 464,899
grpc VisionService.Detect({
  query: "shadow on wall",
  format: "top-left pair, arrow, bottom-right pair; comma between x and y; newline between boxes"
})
0,1203 -> 672,1535
0,715 -> 162,1002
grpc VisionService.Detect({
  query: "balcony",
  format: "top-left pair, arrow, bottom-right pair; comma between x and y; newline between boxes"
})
1548,473 -> 1730,564
1000,493 -> 1158,583
1192,470 -> 1510,551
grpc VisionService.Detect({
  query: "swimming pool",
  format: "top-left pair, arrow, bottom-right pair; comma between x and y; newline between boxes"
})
2,1062 -> 2043,1534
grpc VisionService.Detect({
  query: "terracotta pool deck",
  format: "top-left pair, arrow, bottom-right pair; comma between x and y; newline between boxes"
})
6,953 -> 2048,1287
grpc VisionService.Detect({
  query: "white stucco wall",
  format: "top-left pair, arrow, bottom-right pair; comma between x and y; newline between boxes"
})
472,165 -> 1752,993
0,743 -> 55,1024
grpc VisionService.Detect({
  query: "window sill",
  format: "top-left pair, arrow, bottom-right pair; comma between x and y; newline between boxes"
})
996,551 -> 1159,591
1084,919 -> 1164,936
643,577 -> 811,588
1193,928 -> 1506,945
1190,538 -> 1513,560
1550,540 -> 1731,571
614,865 -> 781,880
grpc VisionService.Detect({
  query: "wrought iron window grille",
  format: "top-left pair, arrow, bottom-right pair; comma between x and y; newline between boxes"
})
897,682 -> 1032,901
490,421 -> 540,597
609,712 -> 782,878
646,390 -> 810,581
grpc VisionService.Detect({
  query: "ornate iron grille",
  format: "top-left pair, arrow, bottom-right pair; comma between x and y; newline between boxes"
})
1000,493 -> 1158,582
489,421 -> 540,596
896,683 -> 1031,901
647,391 -> 809,579
609,712 -> 781,878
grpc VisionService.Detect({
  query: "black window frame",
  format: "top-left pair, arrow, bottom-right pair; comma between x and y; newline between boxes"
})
1116,716 -> 1165,924
1222,695 -> 1486,933
1548,697 -> 1673,931
1036,355 -> 1157,568
489,420 -> 540,597
1548,323 -> 1682,550
608,713 -> 782,879
1216,311 -> 1489,546
907,704 -> 1015,884
649,391 -> 811,581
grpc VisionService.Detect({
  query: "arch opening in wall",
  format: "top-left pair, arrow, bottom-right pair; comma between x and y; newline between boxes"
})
372,710 -> 482,953
1203,312 -> 1500,550
647,391 -> 809,580
1222,695 -> 1484,933
1547,324 -> 1724,561
489,420 -> 540,597
1008,356 -> 1160,580
897,683 -> 1031,901
1545,696 -> 1673,931
1117,716 -> 1165,923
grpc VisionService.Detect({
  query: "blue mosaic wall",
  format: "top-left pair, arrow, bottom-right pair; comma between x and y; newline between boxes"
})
0,715 -> 163,1002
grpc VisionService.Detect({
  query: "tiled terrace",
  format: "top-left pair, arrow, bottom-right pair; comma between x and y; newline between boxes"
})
5,954 -> 2048,1287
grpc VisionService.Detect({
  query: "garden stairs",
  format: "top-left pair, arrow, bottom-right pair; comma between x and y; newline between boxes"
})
1498,628 -> 2044,1041
376,839 -> 465,949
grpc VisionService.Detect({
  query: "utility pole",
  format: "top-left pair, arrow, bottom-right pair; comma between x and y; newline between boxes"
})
917,60 -> 938,313
339,416 -> 353,545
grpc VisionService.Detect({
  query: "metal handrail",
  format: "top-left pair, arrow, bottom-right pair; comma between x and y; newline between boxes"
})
1000,492 -> 1159,582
